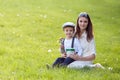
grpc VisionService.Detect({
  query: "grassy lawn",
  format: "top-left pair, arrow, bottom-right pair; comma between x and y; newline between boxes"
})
0,0 -> 120,80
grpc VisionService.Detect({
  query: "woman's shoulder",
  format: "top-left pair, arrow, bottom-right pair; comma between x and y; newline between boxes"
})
74,37 -> 79,41
90,38 -> 95,43
74,37 -> 81,44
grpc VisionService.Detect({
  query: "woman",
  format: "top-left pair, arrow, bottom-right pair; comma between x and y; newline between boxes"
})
68,12 -> 104,69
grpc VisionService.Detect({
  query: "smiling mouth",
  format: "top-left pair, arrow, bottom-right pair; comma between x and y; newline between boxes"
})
81,26 -> 85,27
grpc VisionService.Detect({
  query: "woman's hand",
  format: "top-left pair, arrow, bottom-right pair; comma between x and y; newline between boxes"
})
69,54 -> 81,60
69,54 -> 96,61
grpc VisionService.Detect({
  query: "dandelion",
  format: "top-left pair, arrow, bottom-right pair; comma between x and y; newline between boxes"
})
105,59 -> 107,61
38,6 -> 41,9
40,14 -> 43,17
108,67 -> 113,70
57,40 -> 59,43
12,71 -> 16,75
116,58 -> 118,61
43,15 -> 47,18
32,21 -> 36,23
64,10 -> 67,12
39,14 -> 47,18
17,14 -> 20,17
0,13 -> 4,17
12,32 -> 16,34
48,49 -> 52,53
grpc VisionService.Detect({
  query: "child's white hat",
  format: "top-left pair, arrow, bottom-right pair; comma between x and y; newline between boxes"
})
62,22 -> 75,29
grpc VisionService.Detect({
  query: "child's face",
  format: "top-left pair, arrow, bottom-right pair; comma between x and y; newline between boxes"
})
64,27 -> 74,38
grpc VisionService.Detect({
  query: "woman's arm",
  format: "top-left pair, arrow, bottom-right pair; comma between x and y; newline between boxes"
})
79,54 -> 95,61
69,54 -> 95,61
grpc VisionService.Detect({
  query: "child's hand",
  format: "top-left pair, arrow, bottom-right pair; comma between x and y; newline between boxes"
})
61,53 -> 67,58
59,38 -> 65,44
60,44 -> 64,49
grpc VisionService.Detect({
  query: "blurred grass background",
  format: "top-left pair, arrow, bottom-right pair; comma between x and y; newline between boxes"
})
0,0 -> 120,80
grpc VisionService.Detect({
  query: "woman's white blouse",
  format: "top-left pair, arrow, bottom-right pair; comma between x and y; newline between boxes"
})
79,31 -> 96,57
67,32 -> 96,68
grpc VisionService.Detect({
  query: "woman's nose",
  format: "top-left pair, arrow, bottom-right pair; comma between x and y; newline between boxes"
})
81,22 -> 84,25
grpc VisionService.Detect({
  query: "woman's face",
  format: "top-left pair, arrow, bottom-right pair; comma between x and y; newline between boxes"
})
78,17 -> 88,31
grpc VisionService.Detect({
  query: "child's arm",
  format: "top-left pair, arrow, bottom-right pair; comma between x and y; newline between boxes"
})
59,38 -> 65,53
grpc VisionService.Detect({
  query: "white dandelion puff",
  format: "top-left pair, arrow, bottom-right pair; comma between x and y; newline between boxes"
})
43,15 -> 47,18
32,21 -> 35,23
17,14 -> 20,17
105,59 -> 107,61
12,71 -> 16,74
48,49 -> 52,52
12,32 -> 16,34
40,14 -> 43,17
116,58 -> 118,61
0,13 -> 4,17
64,10 -> 67,12
38,6 -> 41,9
108,67 -> 113,70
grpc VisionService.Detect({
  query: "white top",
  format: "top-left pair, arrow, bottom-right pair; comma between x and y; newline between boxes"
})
67,32 -> 96,68
79,31 -> 96,57
64,38 -> 82,56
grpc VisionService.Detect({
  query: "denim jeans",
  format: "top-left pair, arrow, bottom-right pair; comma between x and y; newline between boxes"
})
52,57 -> 75,68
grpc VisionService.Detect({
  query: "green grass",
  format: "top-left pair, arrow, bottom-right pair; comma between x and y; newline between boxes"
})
0,0 -> 120,80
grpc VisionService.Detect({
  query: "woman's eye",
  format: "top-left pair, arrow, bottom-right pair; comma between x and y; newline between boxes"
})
84,21 -> 88,23
80,20 -> 82,22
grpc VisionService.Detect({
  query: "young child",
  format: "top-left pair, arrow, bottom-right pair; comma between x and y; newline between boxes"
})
52,22 -> 82,68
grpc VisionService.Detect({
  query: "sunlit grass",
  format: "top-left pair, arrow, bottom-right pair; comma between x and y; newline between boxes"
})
0,0 -> 120,80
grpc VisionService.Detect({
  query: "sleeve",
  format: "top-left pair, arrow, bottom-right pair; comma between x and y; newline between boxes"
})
89,39 -> 96,55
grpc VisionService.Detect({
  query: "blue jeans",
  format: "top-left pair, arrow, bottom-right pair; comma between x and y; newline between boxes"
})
52,57 -> 75,67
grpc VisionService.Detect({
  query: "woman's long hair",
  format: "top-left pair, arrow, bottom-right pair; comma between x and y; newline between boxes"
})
75,12 -> 93,41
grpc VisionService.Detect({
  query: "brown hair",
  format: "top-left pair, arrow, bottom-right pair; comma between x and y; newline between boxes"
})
75,12 -> 93,41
